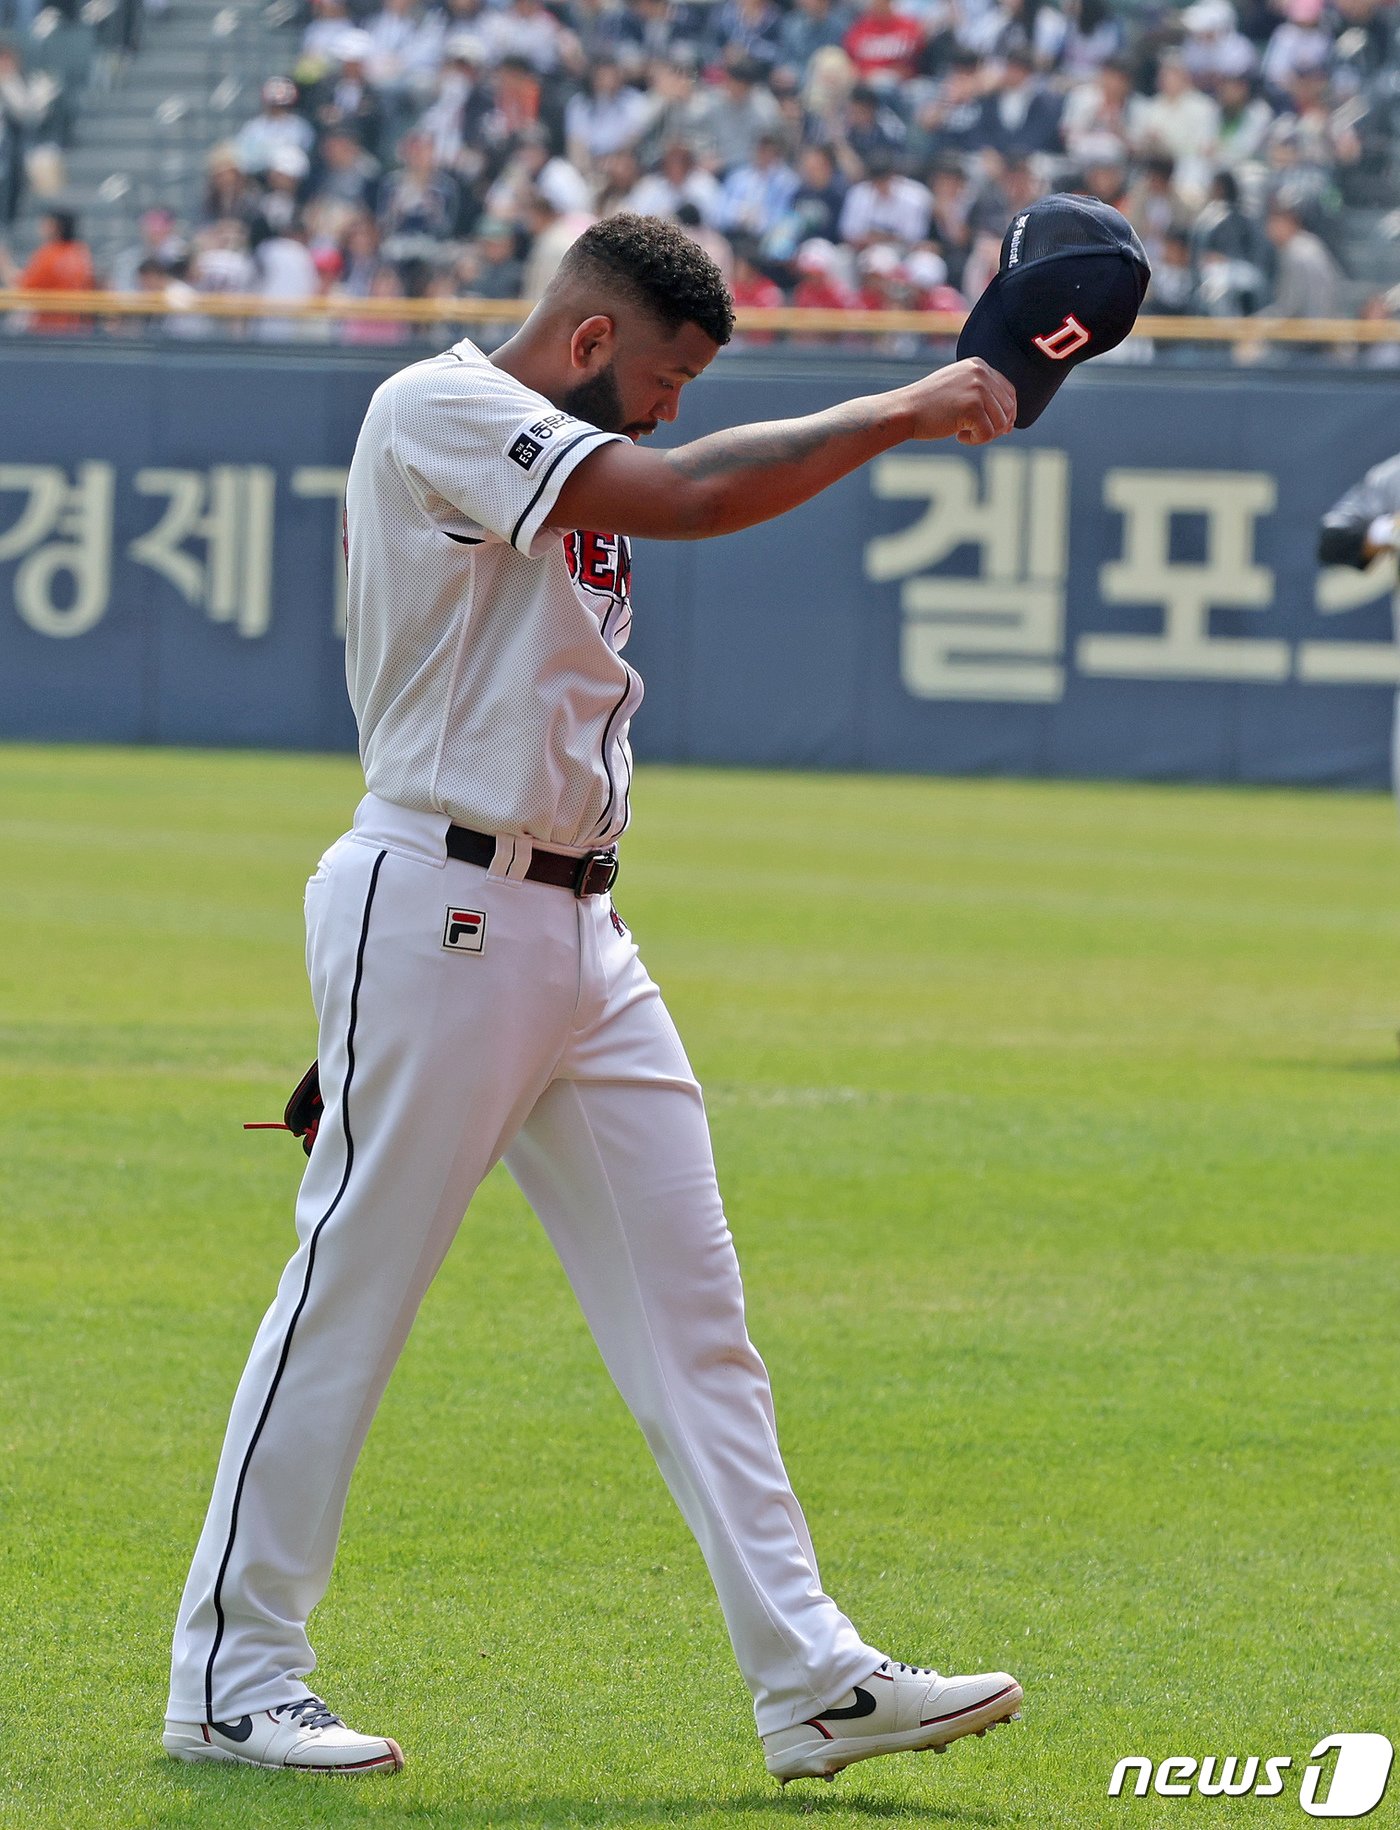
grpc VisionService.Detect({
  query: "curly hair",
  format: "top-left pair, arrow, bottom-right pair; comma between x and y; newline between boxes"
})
559,213 -> 735,347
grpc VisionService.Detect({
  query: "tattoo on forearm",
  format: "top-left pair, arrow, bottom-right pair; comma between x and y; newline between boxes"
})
667,404 -> 871,484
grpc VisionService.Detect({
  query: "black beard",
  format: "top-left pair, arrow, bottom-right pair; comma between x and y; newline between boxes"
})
561,361 -> 626,434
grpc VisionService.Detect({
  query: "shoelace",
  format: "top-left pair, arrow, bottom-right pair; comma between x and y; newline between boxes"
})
886,1660 -> 938,1678
274,1696 -> 344,1732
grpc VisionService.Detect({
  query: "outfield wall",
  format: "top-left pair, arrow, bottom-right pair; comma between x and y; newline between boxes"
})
2,345 -> 1398,787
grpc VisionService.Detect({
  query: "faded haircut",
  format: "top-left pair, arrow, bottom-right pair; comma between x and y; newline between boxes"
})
556,213 -> 735,348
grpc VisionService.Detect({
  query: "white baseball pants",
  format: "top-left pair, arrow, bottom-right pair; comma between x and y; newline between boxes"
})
168,793 -> 879,1736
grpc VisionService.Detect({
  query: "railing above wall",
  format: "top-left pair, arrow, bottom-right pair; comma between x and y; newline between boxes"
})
2,289 -> 1399,347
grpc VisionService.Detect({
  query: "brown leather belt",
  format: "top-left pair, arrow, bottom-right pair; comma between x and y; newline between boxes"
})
445,824 -> 619,898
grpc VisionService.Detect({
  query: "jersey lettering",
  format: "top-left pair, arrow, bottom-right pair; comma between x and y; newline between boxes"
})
564,530 -> 631,604
1032,314 -> 1091,360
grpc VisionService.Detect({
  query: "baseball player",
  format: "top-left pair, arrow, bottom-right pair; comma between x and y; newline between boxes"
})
163,213 -> 1024,1787
1318,455 -> 1400,806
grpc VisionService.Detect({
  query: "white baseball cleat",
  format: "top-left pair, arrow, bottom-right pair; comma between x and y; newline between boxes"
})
162,1694 -> 404,1774
762,1659 -> 1023,1783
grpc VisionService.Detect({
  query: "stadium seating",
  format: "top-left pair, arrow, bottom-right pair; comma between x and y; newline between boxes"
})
2,0 -> 1399,339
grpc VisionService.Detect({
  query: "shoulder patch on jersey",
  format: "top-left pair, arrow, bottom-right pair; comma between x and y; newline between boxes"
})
505,409 -> 577,471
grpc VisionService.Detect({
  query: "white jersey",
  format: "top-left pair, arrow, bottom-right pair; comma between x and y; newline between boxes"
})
344,337 -> 640,852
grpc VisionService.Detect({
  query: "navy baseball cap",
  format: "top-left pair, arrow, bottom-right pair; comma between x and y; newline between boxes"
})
957,194 -> 1151,428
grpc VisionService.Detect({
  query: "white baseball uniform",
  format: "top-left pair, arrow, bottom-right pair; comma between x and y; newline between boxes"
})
167,338 -> 879,1737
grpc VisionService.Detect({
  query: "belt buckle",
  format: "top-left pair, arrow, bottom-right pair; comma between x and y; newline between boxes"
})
572,849 -> 619,898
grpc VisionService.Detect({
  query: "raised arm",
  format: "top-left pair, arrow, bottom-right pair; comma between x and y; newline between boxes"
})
553,357 -> 1016,542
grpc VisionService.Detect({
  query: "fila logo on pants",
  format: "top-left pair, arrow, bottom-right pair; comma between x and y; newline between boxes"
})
443,907 -> 486,952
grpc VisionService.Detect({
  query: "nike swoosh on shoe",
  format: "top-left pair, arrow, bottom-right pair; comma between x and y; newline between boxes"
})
209,1716 -> 254,1742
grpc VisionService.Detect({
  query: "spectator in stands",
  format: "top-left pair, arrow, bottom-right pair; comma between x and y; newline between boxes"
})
481,54 -> 556,151
764,141 -> 846,254
711,0 -> 786,71
829,80 -> 906,178
623,139 -> 724,225
312,32 -> 386,155
1278,60 -> 1361,179
236,77 -> 314,177
0,40 -> 50,226
202,144 -> 257,229
417,33 -> 490,167
336,211 -> 388,294
1355,290 -> 1400,369
1262,195 -> 1343,318
25,0 -> 1392,343
364,0 -> 446,105
2,208 -> 94,331
519,183 -> 592,297
800,44 -> 856,143
564,59 -> 653,172
255,216 -> 318,338
909,49 -> 987,165
1144,226 -> 1197,313
465,216 -> 523,297
342,260 -> 411,344
1214,67 -> 1274,170
111,205 -> 184,291
302,0 -> 353,66
837,149 -> 930,246
1260,0 -> 1333,99
1074,139 -> 1130,210
255,145 -> 311,238
674,198 -> 734,280
901,246 -> 964,313
1131,53 -> 1219,205
970,148 -> 1047,234
377,130 -> 464,245
729,232 -> 784,308
1179,0 -> 1257,89
1125,153 -> 1187,267
718,130 -> 799,238
1033,0 -> 1122,82
791,236 -> 857,314
635,52 -> 709,166
309,124 -> 380,223
569,0 -> 648,67
485,123 -> 590,222
190,218 -> 258,300
592,146 -> 640,215
132,255 -> 200,339
1191,168 -> 1270,312
691,58 -> 783,170
925,155 -> 973,289
973,37 -> 1063,159
1060,56 -> 1139,167
478,0 -> 571,75
781,0 -> 854,76
854,239 -> 901,306
767,64 -> 808,157
843,0 -> 923,85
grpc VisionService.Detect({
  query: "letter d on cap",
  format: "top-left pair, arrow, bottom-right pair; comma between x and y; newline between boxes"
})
1300,1735 -> 1394,1818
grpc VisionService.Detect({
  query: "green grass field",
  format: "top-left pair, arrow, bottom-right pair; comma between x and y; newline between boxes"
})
2,743 -> 1396,1830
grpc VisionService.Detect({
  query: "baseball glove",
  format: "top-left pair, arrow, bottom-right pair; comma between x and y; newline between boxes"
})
283,1060 -> 323,1156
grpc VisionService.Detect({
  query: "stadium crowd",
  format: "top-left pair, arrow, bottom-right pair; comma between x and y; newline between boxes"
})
2,0 -> 1400,338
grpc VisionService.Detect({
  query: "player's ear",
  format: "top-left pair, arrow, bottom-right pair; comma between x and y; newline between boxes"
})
569,313 -> 616,374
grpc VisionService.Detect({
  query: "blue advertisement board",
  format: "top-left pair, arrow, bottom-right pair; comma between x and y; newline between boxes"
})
2,344 -> 1397,786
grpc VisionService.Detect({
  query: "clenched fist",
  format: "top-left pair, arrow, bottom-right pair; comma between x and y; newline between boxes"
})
900,358 -> 1018,447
